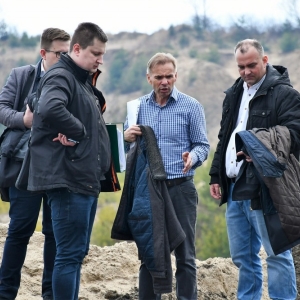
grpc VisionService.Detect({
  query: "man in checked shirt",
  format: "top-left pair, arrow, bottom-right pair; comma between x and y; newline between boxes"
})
124,52 -> 210,300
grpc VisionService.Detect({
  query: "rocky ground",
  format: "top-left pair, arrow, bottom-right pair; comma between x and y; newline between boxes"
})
0,224 -> 274,300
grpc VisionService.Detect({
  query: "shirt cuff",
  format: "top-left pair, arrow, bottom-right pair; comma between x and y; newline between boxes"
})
190,152 -> 197,166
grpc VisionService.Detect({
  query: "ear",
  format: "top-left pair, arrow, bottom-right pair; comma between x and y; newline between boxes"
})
72,43 -> 81,55
147,74 -> 152,85
262,55 -> 268,65
40,49 -> 46,60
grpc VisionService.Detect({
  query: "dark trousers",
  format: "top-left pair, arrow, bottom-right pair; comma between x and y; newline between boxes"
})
46,188 -> 97,300
0,186 -> 55,299
139,179 -> 198,300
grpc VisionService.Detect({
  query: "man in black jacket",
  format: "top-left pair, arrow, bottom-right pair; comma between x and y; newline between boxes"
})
209,39 -> 300,299
0,28 -> 70,300
27,23 -> 111,300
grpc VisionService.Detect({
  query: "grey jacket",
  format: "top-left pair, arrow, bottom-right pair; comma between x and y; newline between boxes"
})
0,62 -> 40,129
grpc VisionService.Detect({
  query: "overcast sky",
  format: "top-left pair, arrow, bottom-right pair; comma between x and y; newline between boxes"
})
0,0 -> 293,36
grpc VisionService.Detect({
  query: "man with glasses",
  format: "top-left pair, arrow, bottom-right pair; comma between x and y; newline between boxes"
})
0,27 -> 70,300
45,49 -> 67,57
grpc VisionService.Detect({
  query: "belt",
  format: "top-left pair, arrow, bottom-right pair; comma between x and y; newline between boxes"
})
165,176 -> 193,188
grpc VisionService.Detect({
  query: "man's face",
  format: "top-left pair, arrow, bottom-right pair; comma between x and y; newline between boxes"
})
235,46 -> 268,87
41,39 -> 70,71
147,62 -> 177,101
72,38 -> 106,74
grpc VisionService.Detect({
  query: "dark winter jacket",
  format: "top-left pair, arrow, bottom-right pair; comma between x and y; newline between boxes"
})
27,54 -> 115,196
111,125 -> 185,294
209,64 -> 300,206
234,126 -> 300,254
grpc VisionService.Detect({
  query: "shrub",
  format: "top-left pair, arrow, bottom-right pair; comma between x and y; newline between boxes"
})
204,46 -> 220,64
189,49 -> 198,58
279,32 -> 298,53
105,49 -> 129,93
179,34 -> 190,48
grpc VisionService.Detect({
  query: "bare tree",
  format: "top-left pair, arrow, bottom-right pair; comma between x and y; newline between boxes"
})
0,19 -> 8,41
187,0 -> 211,38
282,0 -> 300,28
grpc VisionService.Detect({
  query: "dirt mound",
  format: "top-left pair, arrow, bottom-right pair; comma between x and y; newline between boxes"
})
0,224 -> 271,299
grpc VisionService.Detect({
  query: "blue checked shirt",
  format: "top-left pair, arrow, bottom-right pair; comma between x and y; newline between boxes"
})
125,87 -> 210,179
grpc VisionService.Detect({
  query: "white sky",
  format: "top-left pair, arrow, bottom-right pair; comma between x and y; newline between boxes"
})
0,0 -> 293,36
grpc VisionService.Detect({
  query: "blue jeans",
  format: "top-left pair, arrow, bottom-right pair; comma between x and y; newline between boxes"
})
226,183 -> 297,300
0,186 -> 55,299
46,189 -> 97,300
139,179 -> 198,300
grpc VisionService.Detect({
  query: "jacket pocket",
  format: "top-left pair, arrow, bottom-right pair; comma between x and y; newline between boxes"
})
250,110 -> 271,128
66,137 -> 89,160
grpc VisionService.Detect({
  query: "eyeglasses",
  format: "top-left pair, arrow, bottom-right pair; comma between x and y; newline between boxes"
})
45,50 -> 67,58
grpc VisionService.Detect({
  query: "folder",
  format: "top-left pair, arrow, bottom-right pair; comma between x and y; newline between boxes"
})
106,123 -> 126,172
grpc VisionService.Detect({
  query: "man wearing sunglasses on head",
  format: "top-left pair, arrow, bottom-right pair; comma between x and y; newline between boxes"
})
0,27 -> 70,300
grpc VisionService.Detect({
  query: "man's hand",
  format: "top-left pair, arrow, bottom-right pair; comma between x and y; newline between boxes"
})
210,183 -> 222,200
124,125 -> 142,142
23,104 -> 33,128
236,151 -> 252,162
53,133 -> 77,146
182,151 -> 192,173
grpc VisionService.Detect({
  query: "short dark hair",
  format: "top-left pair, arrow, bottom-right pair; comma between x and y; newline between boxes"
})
40,28 -> 70,50
234,39 -> 264,57
70,22 -> 108,51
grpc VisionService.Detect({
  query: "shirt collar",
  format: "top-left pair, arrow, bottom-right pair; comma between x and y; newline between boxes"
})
40,60 -> 46,77
147,86 -> 178,103
243,74 -> 266,91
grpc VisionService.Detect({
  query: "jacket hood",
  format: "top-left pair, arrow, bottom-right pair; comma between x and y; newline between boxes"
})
263,64 -> 292,89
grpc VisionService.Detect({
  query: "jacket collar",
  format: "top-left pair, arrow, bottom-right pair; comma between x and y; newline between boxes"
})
227,64 -> 291,95
58,54 -> 93,84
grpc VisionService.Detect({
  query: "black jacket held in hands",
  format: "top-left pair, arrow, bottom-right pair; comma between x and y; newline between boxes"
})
27,54 -> 119,196
209,64 -> 300,206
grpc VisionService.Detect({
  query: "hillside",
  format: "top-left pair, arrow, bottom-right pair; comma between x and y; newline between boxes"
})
92,28 -> 300,148
1,26 -> 300,148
